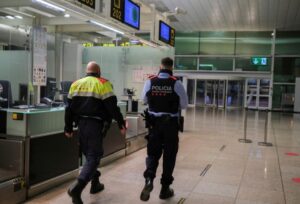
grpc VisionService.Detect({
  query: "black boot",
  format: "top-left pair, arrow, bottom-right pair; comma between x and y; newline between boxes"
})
140,178 -> 154,201
68,179 -> 87,204
159,185 -> 174,200
90,171 -> 104,194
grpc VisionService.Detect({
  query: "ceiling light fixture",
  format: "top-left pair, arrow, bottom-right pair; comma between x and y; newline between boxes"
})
87,20 -> 124,35
32,0 -> 66,12
5,8 -> 35,18
15,16 -> 23,19
64,14 -> 70,18
6,16 -> 15,20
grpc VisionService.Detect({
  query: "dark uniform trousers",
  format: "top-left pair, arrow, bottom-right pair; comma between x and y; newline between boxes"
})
78,118 -> 104,183
144,116 -> 179,185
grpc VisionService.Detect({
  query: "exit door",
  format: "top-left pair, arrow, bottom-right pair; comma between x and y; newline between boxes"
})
196,80 -> 225,108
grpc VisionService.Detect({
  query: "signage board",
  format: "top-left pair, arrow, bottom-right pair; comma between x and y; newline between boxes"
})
251,57 -> 268,66
159,20 -> 175,47
111,0 -> 140,30
78,0 -> 96,9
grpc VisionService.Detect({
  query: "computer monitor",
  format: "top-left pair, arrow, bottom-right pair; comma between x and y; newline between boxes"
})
0,80 -> 13,108
41,77 -> 57,100
60,81 -> 73,95
19,84 -> 28,105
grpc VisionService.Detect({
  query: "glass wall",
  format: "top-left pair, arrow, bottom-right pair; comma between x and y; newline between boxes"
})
272,84 -> 295,110
235,32 -> 272,55
274,57 -> 300,83
175,32 -> 199,55
0,23 -> 31,108
175,57 -> 197,70
199,57 -> 233,71
235,57 -> 271,71
199,32 -> 235,55
276,31 -> 300,55
174,31 -> 273,71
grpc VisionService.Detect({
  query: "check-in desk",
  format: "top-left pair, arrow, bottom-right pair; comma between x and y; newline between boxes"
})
125,112 -> 148,155
0,102 -> 127,202
0,107 -> 79,200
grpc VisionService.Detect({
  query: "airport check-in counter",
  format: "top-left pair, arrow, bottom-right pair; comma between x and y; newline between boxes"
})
0,102 -> 127,203
125,112 -> 148,155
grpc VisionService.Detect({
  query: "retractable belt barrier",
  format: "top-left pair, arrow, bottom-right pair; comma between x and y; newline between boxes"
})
238,108 -> 273,147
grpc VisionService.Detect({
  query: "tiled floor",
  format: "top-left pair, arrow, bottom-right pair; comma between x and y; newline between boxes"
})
26,108 -> 300,204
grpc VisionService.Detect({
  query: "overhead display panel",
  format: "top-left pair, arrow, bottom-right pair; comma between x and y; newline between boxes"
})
158,20 -> 175,47
77,0 -> 96,9
111,0 -> 140,30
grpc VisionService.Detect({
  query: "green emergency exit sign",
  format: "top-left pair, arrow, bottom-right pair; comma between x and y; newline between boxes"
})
251,57 -> 268,66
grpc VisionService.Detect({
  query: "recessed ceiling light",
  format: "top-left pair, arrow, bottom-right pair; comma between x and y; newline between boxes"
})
6,16 -> 15,20
64,14 -> 70,18
15,15 -> 23,19
32,0 -> 66,13
87,20 -> 125,35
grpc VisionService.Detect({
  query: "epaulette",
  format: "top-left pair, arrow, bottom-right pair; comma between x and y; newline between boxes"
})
97,77 -> 109,84
169,76 -> 178,81
148,75 -> 158,79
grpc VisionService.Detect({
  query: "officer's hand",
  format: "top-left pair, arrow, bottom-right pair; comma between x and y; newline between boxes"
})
65,132 -> 73,138
120,127 -> 126,136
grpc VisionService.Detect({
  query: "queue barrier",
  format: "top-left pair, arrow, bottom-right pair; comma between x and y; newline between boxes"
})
238,108 -> 273,147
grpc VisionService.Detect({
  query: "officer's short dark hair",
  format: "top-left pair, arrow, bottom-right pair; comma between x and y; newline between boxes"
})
161,57 -> 173,69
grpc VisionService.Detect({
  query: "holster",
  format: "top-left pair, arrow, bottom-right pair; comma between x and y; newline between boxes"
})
178,116 -> 184,132
141,109 -> 155,141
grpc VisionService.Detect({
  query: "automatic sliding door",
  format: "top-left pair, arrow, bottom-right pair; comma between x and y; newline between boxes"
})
196,80 -> 205,106
216,80 -> 225,108
227,80 -> 244,108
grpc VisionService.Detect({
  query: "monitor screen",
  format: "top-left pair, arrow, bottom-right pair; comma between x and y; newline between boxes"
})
124,0 -> 140,30
159,21 -> 171,43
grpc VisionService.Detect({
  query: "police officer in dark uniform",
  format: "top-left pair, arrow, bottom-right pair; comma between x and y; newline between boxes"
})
65,62 -> 126,204
140,57 -> 188,201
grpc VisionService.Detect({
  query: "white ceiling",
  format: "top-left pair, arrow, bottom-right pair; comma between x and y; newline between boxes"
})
145,0 -> 300,31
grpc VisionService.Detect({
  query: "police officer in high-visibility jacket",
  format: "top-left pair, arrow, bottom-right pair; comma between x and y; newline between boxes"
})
65,61 -> 126,204
140,57 -> 188,201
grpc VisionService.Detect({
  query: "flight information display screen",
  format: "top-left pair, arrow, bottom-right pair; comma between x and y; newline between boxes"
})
111,0 -> 140,30
124,0 -> 140,29
159,21 -> 175,46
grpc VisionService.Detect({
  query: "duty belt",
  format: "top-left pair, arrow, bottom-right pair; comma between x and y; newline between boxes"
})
80,115 -> 103,121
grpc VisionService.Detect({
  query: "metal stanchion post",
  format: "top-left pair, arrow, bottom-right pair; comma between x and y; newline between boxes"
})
258,109 -> 273,146
239,107 -> 252,143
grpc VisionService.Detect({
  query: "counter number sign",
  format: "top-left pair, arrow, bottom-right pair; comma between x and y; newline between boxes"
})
78,0 -> 95,9
170,28 -> 175,47
111,0 -> 124,21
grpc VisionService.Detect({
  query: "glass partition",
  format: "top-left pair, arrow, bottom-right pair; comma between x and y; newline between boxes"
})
276,31 -> 300,55
274,57 -> 300,83
235,57 -> 271,72
0,23 -> 31,108
175,32 -> 199,55
175,57 -> 198,70
272,84 -> 295,110
235,31 -> 272,55
199,57 -> 233,71
199,32 -> 235,55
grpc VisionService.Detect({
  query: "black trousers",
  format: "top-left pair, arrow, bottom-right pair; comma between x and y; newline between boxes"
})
78,118 -> 104,183
144,117 -> 179,186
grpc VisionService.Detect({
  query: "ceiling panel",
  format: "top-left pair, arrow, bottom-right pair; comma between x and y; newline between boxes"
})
147,0 -> 300,31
